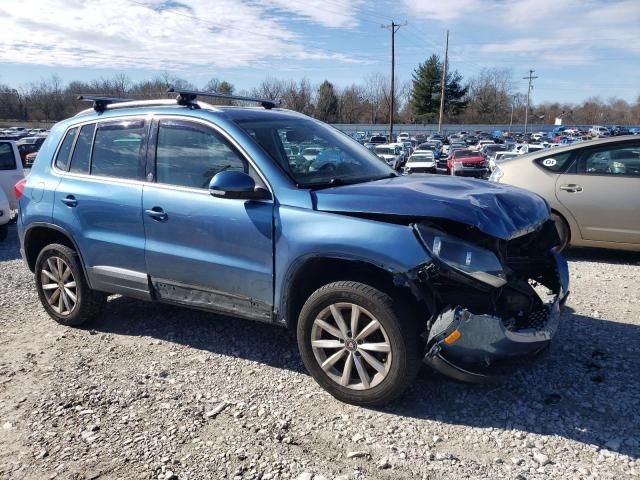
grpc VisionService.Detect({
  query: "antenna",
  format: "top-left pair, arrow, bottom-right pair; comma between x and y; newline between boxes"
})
77,95 -> 132,112
168,88 -> 278,109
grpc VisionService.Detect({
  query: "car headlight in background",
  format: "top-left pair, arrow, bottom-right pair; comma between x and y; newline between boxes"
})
489,164 -> 504,183
416,225 -> 507,288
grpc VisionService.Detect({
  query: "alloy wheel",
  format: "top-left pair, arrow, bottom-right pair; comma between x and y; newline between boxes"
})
40,256 -> 77,316
311,302 -> 392,390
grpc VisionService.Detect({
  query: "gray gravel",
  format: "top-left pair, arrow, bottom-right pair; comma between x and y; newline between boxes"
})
1,222 -> 639,479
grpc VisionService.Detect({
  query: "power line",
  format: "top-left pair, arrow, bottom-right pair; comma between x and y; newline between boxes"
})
381,20 -> 407,141
523,69 -> 538,135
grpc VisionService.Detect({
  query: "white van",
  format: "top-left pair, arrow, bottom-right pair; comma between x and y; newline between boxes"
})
0,140 -> 25,210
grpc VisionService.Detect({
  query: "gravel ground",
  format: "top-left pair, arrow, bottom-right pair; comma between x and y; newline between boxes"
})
0,222 -> 639,480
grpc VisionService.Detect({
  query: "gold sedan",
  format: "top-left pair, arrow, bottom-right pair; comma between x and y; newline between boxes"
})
489,137 -> 640,251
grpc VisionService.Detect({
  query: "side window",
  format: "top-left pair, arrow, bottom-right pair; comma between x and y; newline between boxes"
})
534,152 -> 573,172
91,119 -> 145,179
69,124 -> 96,174
55,127 -> 78,171
578,143 -> 640,177
0,143 -> 16,170
156,120 -> 247,189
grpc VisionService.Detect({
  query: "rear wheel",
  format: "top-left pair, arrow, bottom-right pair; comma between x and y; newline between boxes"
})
35,243 -> 107,326
550,212 -> 570,252
297,281 -> 421,406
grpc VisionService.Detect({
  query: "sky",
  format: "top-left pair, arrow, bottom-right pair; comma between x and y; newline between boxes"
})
0,0 -> 639,105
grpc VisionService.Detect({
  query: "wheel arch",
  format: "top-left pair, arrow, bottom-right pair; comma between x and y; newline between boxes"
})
280,255 -> 429,331
23,223 -> 90,282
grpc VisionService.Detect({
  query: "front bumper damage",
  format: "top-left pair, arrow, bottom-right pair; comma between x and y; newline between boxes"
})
420,246 -> 570,382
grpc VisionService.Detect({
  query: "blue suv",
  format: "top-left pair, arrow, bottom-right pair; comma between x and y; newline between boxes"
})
17,91 -> 569,406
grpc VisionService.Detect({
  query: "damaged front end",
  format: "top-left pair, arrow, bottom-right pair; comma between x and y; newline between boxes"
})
412,219 -> 570,382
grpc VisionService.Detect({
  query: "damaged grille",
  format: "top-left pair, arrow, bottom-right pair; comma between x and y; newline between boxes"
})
527,306 -> 550,330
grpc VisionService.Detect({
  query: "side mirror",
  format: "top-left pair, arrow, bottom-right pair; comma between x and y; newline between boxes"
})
209,171 -> 270,200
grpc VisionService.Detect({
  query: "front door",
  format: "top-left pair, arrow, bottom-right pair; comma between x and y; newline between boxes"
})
142,118 -> 274,321
556,141 -> 640,245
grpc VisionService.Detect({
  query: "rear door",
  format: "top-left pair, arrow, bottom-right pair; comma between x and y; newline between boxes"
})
142,117 -> 274,320
556,141 -> 640,244
0,141 -> 25,209
53,118 -> 150,298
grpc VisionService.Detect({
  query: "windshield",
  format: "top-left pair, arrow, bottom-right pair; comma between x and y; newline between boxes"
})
234,117 -> 395,187
376,147 -> 396,155
408,153 -> 433,163
454,150 -> 479,158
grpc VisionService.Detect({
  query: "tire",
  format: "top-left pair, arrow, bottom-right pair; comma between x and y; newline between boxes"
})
297,281 -> 421,407
34,243 -> 107,326
0,224 -> 7,242
550,212 -> 570,252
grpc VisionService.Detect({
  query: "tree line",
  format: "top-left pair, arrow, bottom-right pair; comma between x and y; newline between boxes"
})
2,56 -> 639,125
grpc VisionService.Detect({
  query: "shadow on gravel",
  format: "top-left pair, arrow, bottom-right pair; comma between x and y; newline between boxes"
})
392,309 -> 640,459
565,246 -> 640,265
0,223 -> 22,262
91,295 -> 640,459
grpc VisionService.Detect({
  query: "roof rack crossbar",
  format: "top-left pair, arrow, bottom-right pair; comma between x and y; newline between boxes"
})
168,88 -> 278,109
77,95 -> 133,112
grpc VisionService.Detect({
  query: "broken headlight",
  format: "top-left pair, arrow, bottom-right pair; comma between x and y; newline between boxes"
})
417,226 -> 507,288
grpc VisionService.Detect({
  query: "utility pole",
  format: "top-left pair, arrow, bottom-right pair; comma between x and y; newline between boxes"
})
381,20 -> 407,142
523,70 -> 538,135
509,95 -> 515,133
438,29 -> 449,134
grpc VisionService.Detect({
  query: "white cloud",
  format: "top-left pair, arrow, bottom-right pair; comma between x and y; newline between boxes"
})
0,0 -> 363,72
407,0 -> 640,67
401,0 -> 484,21
256,0 -> 365,28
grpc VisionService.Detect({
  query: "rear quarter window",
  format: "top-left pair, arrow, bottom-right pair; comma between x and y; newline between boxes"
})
55,128 -> 78,171
534,152 -> 573,172
69,124 -> 96,174
0,143 -> 16,170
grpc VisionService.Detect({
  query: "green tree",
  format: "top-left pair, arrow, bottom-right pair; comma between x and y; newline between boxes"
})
410,54 -> 468,122
316,80 -> 339,122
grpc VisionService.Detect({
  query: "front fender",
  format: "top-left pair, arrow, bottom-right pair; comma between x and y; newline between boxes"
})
275,205 -> 431,322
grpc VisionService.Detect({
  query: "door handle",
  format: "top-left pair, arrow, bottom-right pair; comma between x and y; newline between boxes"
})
61,195 -> 77,207
559,184 -> 583,193
145,207 -> 168,222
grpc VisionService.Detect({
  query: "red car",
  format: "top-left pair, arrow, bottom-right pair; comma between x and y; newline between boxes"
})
447,149 -> 489,178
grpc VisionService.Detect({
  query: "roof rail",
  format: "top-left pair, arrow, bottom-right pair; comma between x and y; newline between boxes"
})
77,95 -> 133,112
168,88 -> 278,109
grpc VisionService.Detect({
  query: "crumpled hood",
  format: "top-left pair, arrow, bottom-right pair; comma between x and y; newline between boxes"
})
313,175 -> 550,240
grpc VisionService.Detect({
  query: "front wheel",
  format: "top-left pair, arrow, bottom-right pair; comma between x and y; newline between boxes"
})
297,281 -> 421,406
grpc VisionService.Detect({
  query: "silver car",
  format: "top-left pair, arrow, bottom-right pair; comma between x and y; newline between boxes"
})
490,137 -> 640,251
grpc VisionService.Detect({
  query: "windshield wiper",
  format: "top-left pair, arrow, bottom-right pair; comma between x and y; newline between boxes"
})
299,172 -> 398,189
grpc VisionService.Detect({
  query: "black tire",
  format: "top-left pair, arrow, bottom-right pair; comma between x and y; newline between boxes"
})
550,212 -> 570,252
0,224 -> 7,242
297,281 -> 421,407
34,243 -> 106,326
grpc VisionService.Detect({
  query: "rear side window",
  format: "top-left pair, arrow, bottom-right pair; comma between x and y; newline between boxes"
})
0,143 -> 16,170
69,124 -> 95,174
155,120 -> 246,189
55,128 -> 78,171
535,152 -> 573,172
578,143 -> 640,177
91,119 -> 145,179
